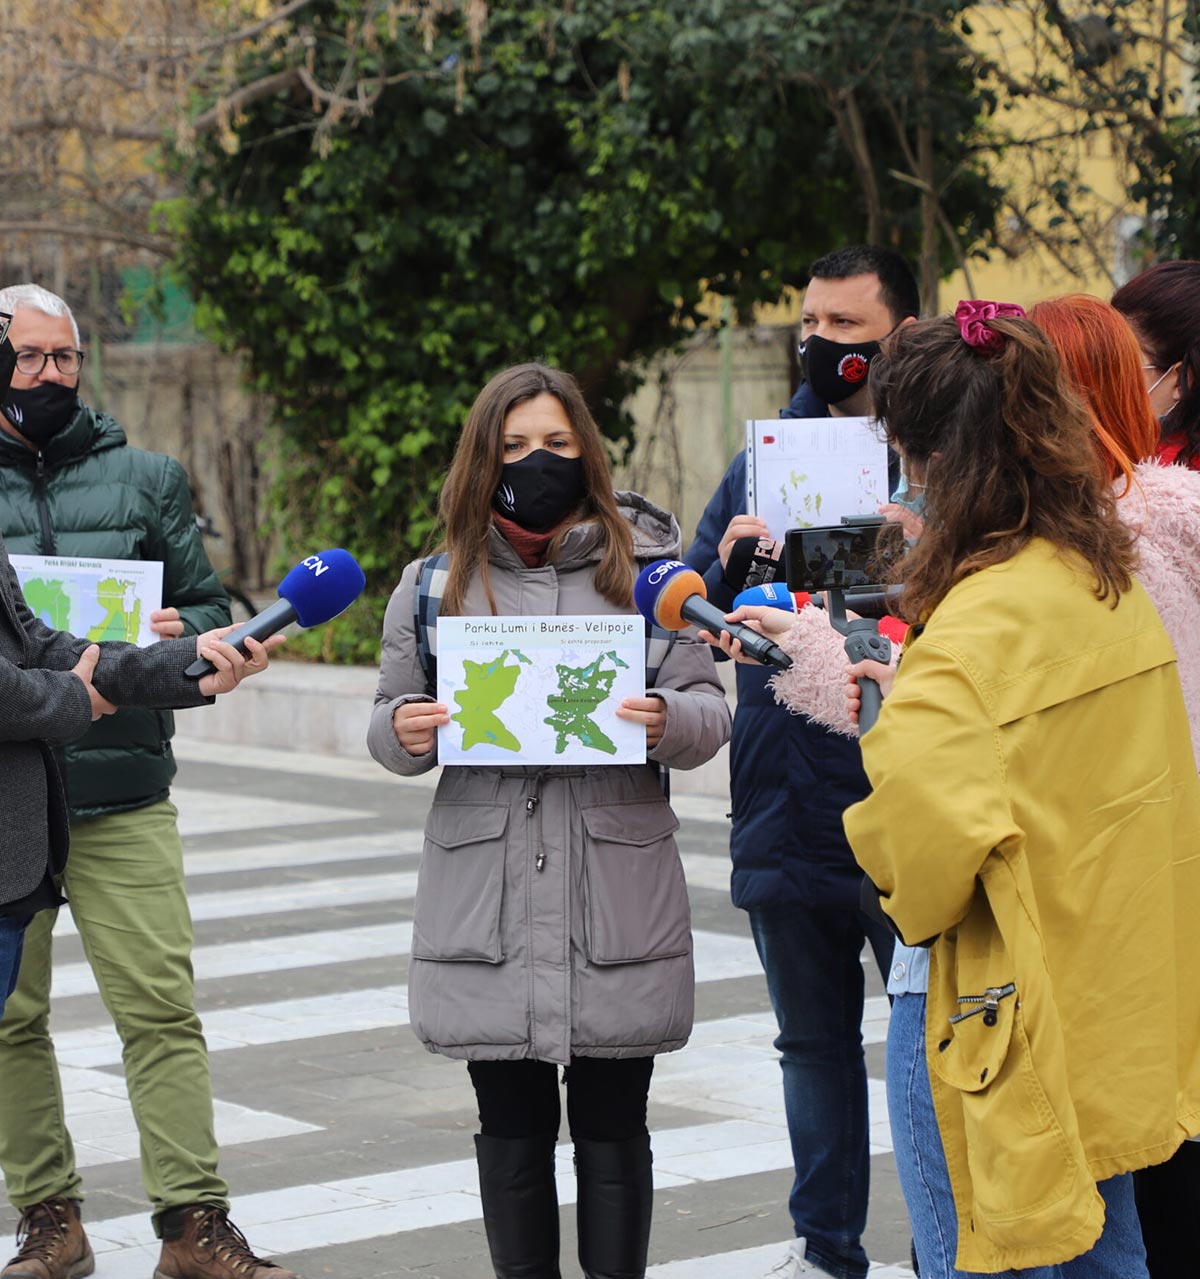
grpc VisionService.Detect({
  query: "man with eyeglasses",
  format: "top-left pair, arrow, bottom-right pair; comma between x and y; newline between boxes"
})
0,285 -> 300,1279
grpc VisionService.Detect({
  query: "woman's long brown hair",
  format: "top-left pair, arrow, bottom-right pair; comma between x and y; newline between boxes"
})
436,363 -> 634,616
871,315 -> 1136,623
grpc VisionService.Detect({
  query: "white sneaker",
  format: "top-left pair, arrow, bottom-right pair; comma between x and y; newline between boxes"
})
763,1238 -> 837,1277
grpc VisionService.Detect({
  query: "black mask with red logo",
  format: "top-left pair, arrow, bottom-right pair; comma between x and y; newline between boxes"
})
799,333 -> 881,406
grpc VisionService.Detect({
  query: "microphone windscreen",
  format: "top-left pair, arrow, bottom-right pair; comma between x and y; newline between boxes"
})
0,315 -> 14,395
724,536 -> 784,592
633,560 -> 707,631
278,548 -> 367,628
733,583 -> 809,612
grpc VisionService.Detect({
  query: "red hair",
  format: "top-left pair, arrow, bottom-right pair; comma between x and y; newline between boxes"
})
1028,294 -> 1159,491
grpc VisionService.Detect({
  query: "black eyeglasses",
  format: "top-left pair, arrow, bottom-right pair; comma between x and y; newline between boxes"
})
15,349 -> 85,377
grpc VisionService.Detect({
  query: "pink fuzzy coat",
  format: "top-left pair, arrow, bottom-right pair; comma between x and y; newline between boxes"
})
770,459 -> 1200,765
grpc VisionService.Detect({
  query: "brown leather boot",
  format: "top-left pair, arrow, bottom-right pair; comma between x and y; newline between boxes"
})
154,1206 -> 299,1279
1,1197 -> 94,1279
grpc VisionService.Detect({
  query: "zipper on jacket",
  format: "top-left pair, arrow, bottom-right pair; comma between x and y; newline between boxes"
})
526,793 -> 545,870
34,452 -> 57,555
948,983 -> 1016,1027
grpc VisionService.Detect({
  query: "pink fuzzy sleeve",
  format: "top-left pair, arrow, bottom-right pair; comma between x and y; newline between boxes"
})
767,608 -> 865,737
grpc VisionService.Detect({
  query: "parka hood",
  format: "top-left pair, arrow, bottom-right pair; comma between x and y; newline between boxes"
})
487,489 -> 682,570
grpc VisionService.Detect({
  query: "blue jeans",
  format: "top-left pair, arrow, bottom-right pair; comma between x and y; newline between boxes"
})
747,900 -> 895,1279
887,992 -> 1149,1279
0,916 -> 29,1014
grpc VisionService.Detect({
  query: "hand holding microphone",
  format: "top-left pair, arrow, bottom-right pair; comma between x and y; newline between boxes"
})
633,560 -> 793,670
184,548 -> 366,678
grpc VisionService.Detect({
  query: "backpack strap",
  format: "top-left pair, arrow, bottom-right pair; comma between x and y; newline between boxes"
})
643,621 -> 677,689
413,552 -> 450,696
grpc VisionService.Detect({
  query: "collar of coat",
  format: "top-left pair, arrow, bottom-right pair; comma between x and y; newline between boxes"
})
0,402 -> 125,470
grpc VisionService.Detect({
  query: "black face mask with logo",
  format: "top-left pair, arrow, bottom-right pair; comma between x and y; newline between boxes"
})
1,382 -> 78,449
799,333 -> 883,406
493,449 -> 587,533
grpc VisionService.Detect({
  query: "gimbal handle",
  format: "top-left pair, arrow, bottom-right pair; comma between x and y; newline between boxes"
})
825,589 -> 892,735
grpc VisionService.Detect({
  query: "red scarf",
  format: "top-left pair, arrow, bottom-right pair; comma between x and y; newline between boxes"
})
1158,432 -> 1200,471
493,512 -> 567,567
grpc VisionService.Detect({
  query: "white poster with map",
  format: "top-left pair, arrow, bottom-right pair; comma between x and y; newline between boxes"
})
746,416 -> 889,539
436,615 -> 646,766
11,555 -> 163,646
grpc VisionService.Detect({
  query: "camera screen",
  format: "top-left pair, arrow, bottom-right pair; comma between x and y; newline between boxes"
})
784,522 -> 901,593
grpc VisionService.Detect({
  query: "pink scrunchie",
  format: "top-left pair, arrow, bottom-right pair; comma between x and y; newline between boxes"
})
955,299 -> 1026,353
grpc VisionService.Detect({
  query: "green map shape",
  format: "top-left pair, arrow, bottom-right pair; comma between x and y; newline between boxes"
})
544,650 -> 629,756
86,577 -> 142,642
22,578 -> 72,631
452,649 -> 532,752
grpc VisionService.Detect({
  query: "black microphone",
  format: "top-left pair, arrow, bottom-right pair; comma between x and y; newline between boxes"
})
634,560 -> 793,671
0,313 -> 14,395
724,536 -> 785,592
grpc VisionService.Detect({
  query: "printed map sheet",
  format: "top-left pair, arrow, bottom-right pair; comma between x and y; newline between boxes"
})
11,555 -> 163,646
745,416 -> 889,538
436,615 -> 646,766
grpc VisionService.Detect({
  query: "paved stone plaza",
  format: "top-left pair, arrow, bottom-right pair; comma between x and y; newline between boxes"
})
0,739 -> 916,1278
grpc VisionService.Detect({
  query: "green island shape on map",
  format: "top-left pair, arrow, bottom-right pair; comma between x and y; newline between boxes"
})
452,649 -> 532,752
544,650 -> 629,756
86,577 -> 141,643
22,578 -> 72,631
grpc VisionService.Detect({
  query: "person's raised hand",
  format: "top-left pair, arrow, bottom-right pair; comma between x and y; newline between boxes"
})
71,644 -> 117,720
393,700 -> 449,755
194,629 -> 284,697
616,695 -> 667,749
717,515 -> 770,568
879,502 -> 925,541
845,657 -> 896,725
697,603 -> 795,665
150,607 -> 185,639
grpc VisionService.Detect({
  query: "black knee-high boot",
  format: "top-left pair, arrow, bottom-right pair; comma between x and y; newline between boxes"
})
574,1134 -> 653,1279
474,1133 -> 562,1278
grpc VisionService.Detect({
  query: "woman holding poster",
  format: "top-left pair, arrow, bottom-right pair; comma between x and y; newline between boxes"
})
367,363 -> 730,1279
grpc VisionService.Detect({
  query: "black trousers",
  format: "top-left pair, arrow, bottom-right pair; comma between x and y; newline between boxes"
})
1134,1140 -> 1200,1277
468,1056 -> 654,1143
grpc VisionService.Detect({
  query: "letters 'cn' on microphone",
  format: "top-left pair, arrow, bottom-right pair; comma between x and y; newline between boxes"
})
633,559 -> 793,671
184,548 -> 367,679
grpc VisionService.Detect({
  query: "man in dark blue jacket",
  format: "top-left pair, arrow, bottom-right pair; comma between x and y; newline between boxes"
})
685,246 -> 919,1279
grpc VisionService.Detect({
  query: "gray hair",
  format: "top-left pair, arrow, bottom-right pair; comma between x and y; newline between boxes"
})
0,284 -> 80,347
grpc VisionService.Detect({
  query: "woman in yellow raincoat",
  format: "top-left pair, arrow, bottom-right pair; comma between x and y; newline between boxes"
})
842,305 -> 1200,1276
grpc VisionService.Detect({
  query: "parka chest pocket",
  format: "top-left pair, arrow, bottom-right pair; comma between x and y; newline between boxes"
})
580,800 -> 690,965
412,803 -> 509,964
931,984 -> 1077,1228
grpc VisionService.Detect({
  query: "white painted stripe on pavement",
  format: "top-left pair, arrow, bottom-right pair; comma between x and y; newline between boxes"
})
172,788 -> 373,837
77,1117 -> 904,1272
51,869 -> 421,938
52,930 -> 762,1066
51,923 -> 416,999
649,1243 -> 916,1278
0,1064 -> 318,1184
182,830 -> 423,878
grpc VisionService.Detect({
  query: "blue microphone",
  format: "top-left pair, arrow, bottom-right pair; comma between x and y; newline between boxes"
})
184,548 -> 366,678
732,583 -> 813,613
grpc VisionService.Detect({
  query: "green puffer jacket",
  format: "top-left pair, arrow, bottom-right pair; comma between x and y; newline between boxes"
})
0,402 -> 230,820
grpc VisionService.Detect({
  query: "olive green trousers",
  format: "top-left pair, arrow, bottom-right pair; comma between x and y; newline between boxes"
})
0,800 -> 228,1230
